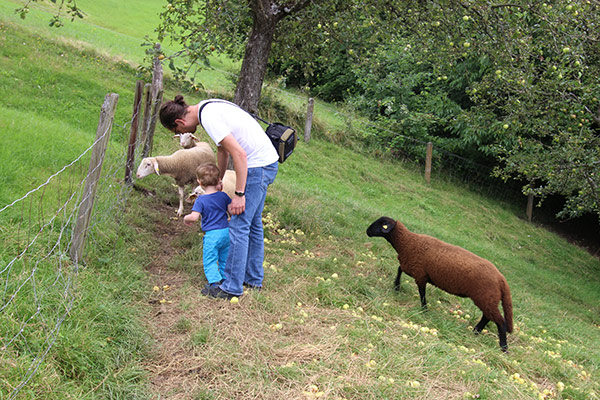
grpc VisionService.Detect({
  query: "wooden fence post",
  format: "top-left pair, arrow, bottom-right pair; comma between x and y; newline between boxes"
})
125,81 -> 144,186
527,193 -> 534,223
139,83 -> 152,152
142,45 -> 164,158
144,88 -> 163,157
425,142 -> 433,184
70,93 -> 119,264
304,97 -> 314,143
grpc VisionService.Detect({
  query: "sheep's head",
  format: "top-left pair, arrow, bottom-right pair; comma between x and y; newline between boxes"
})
136,157 -> 160,178
366,216 -> 396,238
186,185 -> 205,203
175,132 -> 199,149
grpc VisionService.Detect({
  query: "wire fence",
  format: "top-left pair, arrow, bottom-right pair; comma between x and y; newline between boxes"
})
362,121 -> 524,203
257,80 -> 525,204
0,94 -> 136,400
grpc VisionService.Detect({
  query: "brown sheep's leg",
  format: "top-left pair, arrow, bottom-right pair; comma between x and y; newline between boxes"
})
495,321 -> 508,352
394,266 -> 402,291
473,315 -> 489,333
417,283 -> 427,309
477,300 -> 508,351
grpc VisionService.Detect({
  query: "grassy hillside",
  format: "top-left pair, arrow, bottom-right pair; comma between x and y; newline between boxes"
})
0,0 -> 238,92
0,0 -> 163,61
1,5 -> 599,400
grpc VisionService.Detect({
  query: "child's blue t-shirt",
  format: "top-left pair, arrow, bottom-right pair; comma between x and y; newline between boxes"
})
192,191 -> 231,232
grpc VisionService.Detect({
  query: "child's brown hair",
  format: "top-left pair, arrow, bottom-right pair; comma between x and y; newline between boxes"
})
196,163 -> 220,187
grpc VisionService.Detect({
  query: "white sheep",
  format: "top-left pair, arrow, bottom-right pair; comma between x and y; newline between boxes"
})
136,142 -> 216,216
187,169 -> 237,203
173,132 -> 199,149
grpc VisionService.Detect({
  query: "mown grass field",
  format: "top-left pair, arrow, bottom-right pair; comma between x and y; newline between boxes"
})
1,1 -> 599,399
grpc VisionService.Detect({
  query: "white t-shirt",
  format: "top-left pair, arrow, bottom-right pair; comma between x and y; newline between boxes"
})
198,99 -> 279,168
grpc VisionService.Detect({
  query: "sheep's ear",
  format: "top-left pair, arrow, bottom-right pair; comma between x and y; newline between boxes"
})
186,194 -> 197,203
151,159 -> 160,175
173,134 -> 181,139
191,134 -> 199,142
381,218 -> 396,233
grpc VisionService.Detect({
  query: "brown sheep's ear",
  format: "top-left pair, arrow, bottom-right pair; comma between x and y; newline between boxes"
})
381,219 -> 396,233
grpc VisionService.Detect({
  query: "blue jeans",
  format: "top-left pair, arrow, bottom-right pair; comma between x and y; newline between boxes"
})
220,162 -> 278,295
203,228 -> 230,284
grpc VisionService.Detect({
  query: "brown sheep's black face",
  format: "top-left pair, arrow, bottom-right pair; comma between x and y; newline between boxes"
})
366,216 -> 396,238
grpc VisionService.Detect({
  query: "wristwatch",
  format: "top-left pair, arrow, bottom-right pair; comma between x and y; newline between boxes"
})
234,191 -> 245,197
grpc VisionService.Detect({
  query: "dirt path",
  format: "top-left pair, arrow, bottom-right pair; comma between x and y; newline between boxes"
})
140,199 -> 210,399
134,190 -> 333,400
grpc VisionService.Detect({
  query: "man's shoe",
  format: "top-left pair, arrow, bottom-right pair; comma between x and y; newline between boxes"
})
205,285 -> 237,300
243,282 -> 262,291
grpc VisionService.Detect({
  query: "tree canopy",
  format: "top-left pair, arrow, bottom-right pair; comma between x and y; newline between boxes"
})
16,0 -> 600,223
267,0 -> 600,221
155,0 -> 317,112
139,0 -> 600,222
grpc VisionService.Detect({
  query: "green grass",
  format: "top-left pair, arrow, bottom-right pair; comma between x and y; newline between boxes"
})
0,0 -> 239,93
1,5 -> 600,400
1,0 -> 164,63
0,17 -> 154,399
152,137 -> 599,399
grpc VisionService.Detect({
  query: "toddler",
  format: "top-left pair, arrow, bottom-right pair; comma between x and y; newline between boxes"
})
183,163 -> 232,291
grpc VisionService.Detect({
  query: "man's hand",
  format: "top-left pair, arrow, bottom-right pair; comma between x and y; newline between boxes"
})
228,195 -> 245,215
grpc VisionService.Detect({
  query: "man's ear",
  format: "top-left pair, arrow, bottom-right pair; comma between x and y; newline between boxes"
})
174,118 -> 185,129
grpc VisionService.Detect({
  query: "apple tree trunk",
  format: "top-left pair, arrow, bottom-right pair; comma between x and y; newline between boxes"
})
233,2 -> 279,113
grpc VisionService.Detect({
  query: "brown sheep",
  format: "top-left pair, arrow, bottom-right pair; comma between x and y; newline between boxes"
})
366,216 -> 513,351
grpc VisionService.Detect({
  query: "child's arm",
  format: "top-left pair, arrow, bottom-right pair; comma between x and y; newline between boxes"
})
183,211 -> 201,226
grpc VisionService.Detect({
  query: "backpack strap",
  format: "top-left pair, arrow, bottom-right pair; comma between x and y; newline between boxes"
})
198,100 -> 238,129
249,113 -> 270,125
198,100 -> 272,129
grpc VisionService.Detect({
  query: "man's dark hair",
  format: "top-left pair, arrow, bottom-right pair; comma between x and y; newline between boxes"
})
159,94 -> 188,131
